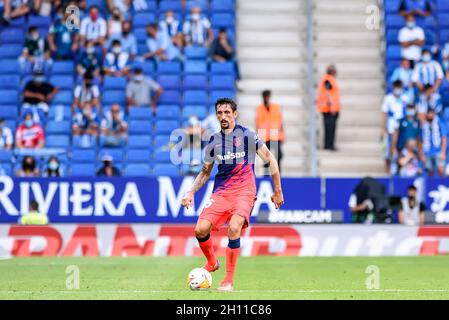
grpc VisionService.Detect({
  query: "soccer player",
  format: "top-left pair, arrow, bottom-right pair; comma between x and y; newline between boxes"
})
181,98 -> 284,292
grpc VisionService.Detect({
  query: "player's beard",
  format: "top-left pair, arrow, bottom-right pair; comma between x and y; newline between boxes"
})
220,120 -> 229,129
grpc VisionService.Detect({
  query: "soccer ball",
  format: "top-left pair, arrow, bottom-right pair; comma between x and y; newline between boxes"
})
187,268 -> 212,290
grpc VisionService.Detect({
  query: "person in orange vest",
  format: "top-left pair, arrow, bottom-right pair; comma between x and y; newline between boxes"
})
317,64 -> 341,151
256,90 -> 285,173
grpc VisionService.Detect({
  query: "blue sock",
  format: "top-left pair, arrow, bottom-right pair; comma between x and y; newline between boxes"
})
228,238 -> 240,249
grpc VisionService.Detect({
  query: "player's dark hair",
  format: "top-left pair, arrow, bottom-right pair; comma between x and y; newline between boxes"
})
408,185 -> 417,191
30,200 -> 39,211
215,97 -> 237,112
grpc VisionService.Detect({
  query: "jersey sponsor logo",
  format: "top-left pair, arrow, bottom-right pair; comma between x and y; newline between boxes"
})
216,151 -> 246,161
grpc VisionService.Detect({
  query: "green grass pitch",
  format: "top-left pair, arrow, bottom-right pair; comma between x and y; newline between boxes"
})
0,256 -> 449,300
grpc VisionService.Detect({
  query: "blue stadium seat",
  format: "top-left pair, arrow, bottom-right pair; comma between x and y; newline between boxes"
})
438,14 -> 449,28
46,121 -> 71,135
129,107 -> 153,120
154,135 -> 170,149
71,163 -> 96,176
104,76 -> 127,90
184,90 -> 209,104
0,60 -> 20,75
210,90 -> 235,102
152,163 -> 179,176
127,149 -> 152,163
441,29 -> 449,44
156,105 -> 181,119
183,75 -> 208,89
50,76 -> 74,90
4,120 -> 16,133
46,135 -> 70,148
134,28 -> 147,43
0,150 -> 13,162
425,30 -> 437,45
28,15 -> 52,28
385,14 -> 405,29
52,61 -> 74,75
385,0 -> 402,13
9,16 -> 25,28
0,28 -> 25,44
183,105 -> 207,119
0,106 -> 18,119
157,75 -> 181,89
128,135 -> 152,148
52,91 -> 73,105
128,120 -> 152,134
157,61 -> 182,74
103,90 -> 127,105
211,13 -> 235,28
185,0 -> 210,12
98,148 -> 125,162
137,43 -> 148,56
159,1 -> 183,13
72,149 -> 97,163
154,120 -> 180,134
133,12 -> 157,28
386,45 -> 402,61
0,44 -> 23,59
185,46 -> 209,59
72,135 -> 97,149
159,90 -> 181,104
438,0 -> 449,12
386,30 -> 399,44
126,163 -> 151,176
154,149 -> 173,163
145,0 -> 158,11
0,90 -> 19,104
0,163 -> 13,176
49,105 -> 71,121
210,62 -> 234,74
0,75 -> 20,89
211,0 -> 235,12
184,61 -> 208,74
210,75 -> 234,90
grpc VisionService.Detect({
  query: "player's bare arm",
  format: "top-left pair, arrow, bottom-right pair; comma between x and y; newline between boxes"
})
181,162 -> 214,209
256,144 -> 284,209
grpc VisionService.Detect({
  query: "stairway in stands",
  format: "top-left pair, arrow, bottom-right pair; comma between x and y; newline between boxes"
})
236,0 -> 309,176
314,0 -> 385,176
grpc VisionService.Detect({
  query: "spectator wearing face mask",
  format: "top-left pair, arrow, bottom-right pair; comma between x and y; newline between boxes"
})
1,0 -> 42,25
394,104 -> 421,154
100,103 -> 128,147
398,185 -> 426,225
19,26 -> 53,73
104,39 -> 131,77
181,115 -> 203,175
76,40 -> 103,81
399,0 -> 432,18
107,7 -> 123,38
382,80 -> 408,173
390,59 -> 415,102
72,103 -> 99,147
412,49 -> 444,93
107,0 -> 131,17
183,6 -> 213,47
398,138 -> 423,177
48,7 -> 80,61
0,117 -> 13,150
16,156 -> 40,177
15,112 -> 45,149
420,108 -> 447,176
210,28 -> 241,82
144,23 -> 183,62
317,64 -> 341,151
159,10 -> 182,41
399,14 -> 425,65
80,5 -> 107,48
108,20 -> 137,59
96,155 -> 121,177
126,67 -> 163,112
22,70 -> 59,118
417,84 -> 443,122
42,155 -> 63,177
72,73 -> 101,114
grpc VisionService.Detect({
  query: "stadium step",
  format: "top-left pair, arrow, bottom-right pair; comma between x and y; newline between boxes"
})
238,14 -> 306,30
239,47 -> 305,61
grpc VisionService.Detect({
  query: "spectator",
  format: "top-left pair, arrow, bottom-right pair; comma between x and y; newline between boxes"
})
442,38 -> 449,74
420,108 -> 447,176
104,39 -> 131,77
108,20 -> 137,59
398,138 -> 423,177
54,0 -> 86,11
394,104 -> 421,153
16,156 -> 40,177
183,6 -> 213,47
256,90 -> 284,173
76,40 -> 102,81
390,59 -> 414,102
1,0 -> 40,24
159,10 -> 182,40
0,117 -> 13,150
382,80 -> 408,173
201,112 -> 221,141
22,70 -> 59,119
48,6 -> 80,60
37,0 -> 52,16
19,26 -> 53,73
144,23 -> 183,62
417,84 -> 443,122
107,6 -> 123,38
79,5 -> 107,48
126,67 -> 163,112
398,14 -> 425,65
398,185 -> 426,226
412,49 -> 444,93
72,73 -> 101,113
399,0 -> 432,18
42,155 -> 63,177
317,64 -> 341,151
107,0 -> 131,17
96,154 -> 121,176
181,115 -> 203,175
19,200 -> 49,225
72,103 -> 99,147
100,103 -> 128,147
210,28 -> 241,82
15,112 -> 45,149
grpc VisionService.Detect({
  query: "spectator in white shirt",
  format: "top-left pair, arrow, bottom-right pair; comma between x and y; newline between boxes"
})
183,6 -> 213,47
398,185 -> 426,225
0,118 -> 13,150
159,10 -> 181,40
100,103 -> 128,147
412,49 -> 444,93
390,59 -> 414,102
80,5 -> 107,48
441,39 -> 449,75
107,20 -> 137,59
382,80 -> 408,173
107,6 -> 123,38
417,84 -> 443,122
107,0 -> 130,17
104,39 -> 131,77
144,23 -> 182,62
399,14 -> 425,64
72,73 -> 101,113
